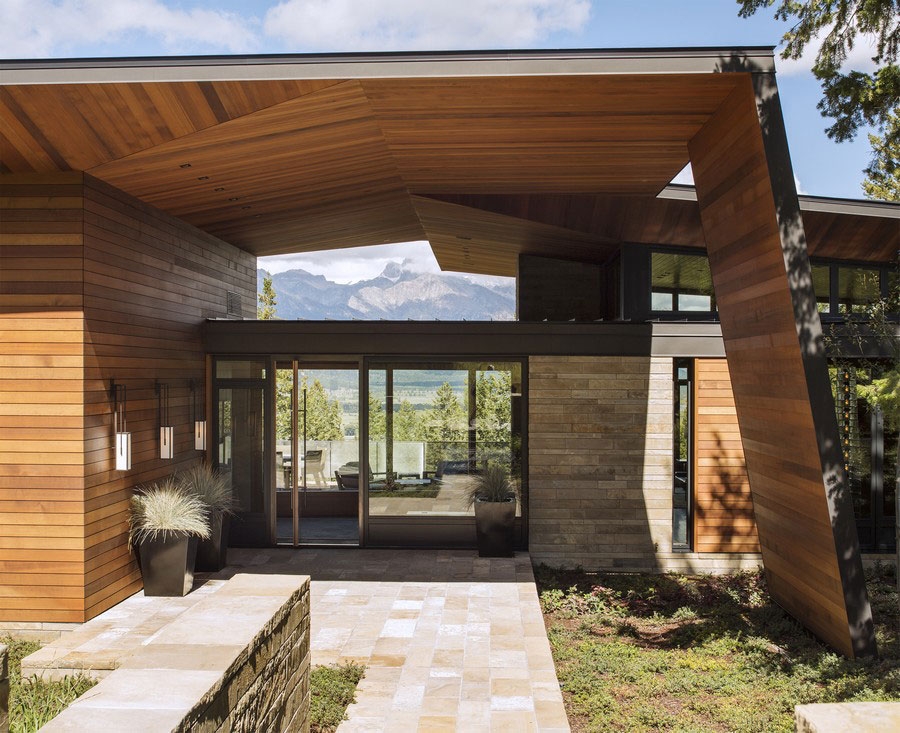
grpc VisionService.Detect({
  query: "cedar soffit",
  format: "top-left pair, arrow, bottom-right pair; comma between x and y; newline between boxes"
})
2,49 -> 895,272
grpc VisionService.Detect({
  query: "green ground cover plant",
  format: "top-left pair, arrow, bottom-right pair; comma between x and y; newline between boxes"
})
536,564 -> 899,732
2,636 -> 95,733
309,661 -> 366,732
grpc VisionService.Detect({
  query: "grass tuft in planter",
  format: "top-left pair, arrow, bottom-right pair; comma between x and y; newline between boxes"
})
465,464 -> 518,557
177,463 -> 235,572
130,478 -> 210,596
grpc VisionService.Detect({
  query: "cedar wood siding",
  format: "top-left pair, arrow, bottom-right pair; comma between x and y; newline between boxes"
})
0,173 -> 256,622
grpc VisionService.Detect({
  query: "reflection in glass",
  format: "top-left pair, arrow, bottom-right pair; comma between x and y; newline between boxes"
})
368,362 -> 522,519
651,252 -> 715,313
215,359 -> 267,380
837,266 -> 880,314
673,360 -> 691,550
812,264 -> 831,313
217,386 -> 266,545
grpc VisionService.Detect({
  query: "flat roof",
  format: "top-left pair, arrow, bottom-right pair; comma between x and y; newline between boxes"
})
0,47 -> 777,83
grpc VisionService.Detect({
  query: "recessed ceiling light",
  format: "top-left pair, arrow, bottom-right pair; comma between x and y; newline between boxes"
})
179,163 -> 192,169
214,187 -> 225,192
241,205 -> 252,210
197,176 -> 209,181
228,197 -> 240,202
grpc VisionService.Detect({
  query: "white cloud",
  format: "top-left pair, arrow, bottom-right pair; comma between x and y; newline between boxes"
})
793,174 -> 807,195
259,241 -> 440,283
0,0 -> 258,57
775,29 -> 881,77
263,0 -> 590,51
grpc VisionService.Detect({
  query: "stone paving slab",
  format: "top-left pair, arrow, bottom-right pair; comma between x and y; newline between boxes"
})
224,548 -> 570,732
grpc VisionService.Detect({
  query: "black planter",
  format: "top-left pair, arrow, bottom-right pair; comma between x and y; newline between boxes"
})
137,533 -> 199,597
195,513 -> 230,572
473,499 -> 516,557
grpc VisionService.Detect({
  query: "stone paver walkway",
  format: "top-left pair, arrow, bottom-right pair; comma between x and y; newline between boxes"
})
25,548 -> 569,732
226,548 -> 569,732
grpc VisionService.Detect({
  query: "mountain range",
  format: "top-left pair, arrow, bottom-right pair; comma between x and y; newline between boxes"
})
258,261 -> 515,320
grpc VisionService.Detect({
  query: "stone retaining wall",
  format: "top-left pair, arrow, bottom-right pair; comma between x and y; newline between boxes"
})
40,574 -> 310,732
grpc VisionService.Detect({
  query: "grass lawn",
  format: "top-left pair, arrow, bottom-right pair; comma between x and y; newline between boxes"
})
2,637 -> 96,733
536,563 -> 899,732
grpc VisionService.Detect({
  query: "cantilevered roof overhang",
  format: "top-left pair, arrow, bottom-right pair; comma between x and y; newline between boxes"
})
3,48 -> 896,274
0,47 -> 773,274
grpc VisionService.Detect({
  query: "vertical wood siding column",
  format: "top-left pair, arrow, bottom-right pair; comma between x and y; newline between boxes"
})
688,74 -> 875,657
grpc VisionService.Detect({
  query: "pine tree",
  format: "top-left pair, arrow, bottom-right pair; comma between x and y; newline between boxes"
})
302,378 -> 343,441
393,399 -> 422,441
424,382 -> 467,443
258,274 -> 277,320
863,111 -> 900,201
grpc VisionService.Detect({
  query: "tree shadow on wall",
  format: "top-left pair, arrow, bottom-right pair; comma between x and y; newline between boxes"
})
700,51 -> 878,657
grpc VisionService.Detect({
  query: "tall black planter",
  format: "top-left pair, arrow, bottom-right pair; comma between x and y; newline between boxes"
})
137,533 -> 199,597
195,513 -> 230,572
473,499 -> 516,557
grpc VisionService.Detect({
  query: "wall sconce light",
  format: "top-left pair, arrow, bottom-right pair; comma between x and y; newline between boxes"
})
190,378 -> 207,451
156,382 -> 174,460
111,380 -> 131,471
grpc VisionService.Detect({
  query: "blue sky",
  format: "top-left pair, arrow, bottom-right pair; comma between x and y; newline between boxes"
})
1,0 -> 882,281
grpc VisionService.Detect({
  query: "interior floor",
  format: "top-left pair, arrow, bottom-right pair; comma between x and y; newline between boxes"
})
276,517 -> 358,545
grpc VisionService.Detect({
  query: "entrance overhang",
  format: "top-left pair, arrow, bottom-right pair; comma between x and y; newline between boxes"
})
1,47 -> 886,657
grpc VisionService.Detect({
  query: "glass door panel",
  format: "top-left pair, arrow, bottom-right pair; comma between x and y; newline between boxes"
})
275,363 -> 359,546
217,385 -> 267,546
368,362 -> 523,520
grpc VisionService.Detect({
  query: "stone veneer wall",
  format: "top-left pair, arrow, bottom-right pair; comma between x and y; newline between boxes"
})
41,574 -> 311,733
528,356 -> 762,573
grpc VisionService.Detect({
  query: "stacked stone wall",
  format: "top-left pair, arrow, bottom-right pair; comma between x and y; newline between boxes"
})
41,574 -> 311,732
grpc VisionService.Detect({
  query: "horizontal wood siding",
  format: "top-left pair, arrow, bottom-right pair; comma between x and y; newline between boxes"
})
0,172 -> 256,623
81,175 -> 256,618
0,173 -> 87,622
693,358 -> 759,553
689,76 -> 872,657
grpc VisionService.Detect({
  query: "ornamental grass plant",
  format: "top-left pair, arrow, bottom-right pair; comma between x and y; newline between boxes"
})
463,463 -> 517,507
129,477 -> 210,545
177,462 -> 235,515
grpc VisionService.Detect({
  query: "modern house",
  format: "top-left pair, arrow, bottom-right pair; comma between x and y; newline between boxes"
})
0,48 -> 897,660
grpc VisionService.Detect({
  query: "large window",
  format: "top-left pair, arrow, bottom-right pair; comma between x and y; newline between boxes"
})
651,252 -> 716,314
813,260 -> 898,317
367,361 -> 524,519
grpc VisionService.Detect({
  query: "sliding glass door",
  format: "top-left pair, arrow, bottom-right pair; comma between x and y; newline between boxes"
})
366,360 -> 525,547
275,362 -> 360,546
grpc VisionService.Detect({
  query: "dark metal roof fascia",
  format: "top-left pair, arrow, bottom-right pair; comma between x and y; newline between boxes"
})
659,184 -> 900,219
202,319 -> 732,359
0,46 -> 776,84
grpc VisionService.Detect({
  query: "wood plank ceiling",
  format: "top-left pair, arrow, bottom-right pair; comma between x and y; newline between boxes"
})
1,74 -> 896,274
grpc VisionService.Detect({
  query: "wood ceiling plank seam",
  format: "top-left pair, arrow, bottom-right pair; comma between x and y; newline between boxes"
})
196,82 -> 232,125
0,129 -> 42,175
0,88 -> 70,171
91,85 -> 161,154
83,78 -> 352,174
